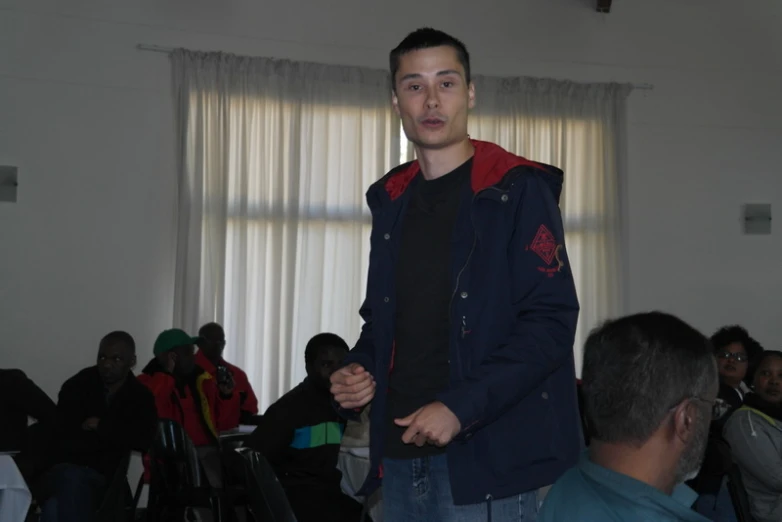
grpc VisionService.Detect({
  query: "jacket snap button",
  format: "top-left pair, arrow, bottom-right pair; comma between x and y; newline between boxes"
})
460,291 -> 468,299
541,392 -> 549,399
383,296 -> 390,303
383,233 -> 390,240
501,194 -> 509,202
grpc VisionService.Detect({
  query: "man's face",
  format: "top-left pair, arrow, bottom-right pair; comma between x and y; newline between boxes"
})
97,342 -> 135,387
172,344 -> 196,377
392,45 -> 475,151
716,342 -> 749,384
199,329 -> 226,361
308,346 -> 347,391
753,355 -> 782,404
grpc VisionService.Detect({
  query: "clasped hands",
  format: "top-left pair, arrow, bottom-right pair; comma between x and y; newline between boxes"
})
330,363 -> 461,447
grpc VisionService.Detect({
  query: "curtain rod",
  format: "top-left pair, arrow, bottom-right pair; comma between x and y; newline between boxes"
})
136,44 -> 655,91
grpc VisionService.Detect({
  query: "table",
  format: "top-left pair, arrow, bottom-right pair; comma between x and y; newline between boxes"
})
0,454 -> 31,522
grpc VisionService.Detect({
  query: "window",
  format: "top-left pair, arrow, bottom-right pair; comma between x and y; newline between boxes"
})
174,52 -> 625,408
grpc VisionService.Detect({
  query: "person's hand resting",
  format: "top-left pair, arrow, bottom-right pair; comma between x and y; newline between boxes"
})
330,363 -> 376,409
395,401 -> 461,447
81,417 -> 100,431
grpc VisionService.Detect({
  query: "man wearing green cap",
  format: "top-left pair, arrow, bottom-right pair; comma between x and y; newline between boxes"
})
139,328 -> 233,486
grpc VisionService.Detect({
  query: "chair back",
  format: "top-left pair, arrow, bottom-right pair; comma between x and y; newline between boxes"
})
233,447 -> 297,522
727,464 -> 756,522
149,419 -> 205,494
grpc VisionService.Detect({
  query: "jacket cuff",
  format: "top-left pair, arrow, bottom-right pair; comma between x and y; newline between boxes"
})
437,389 -> 484,441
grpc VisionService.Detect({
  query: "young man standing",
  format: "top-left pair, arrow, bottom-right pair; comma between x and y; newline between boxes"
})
330,28 -> 581,521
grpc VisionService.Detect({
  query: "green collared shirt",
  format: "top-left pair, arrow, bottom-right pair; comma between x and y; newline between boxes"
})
539,452 -> 710,522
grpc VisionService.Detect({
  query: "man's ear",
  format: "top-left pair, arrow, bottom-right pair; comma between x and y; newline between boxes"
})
392,90 -> 402,118
672,399 -> 696,445
467,82 -> 476,110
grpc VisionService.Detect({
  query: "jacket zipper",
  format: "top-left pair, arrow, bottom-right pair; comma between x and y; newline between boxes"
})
449,187 -> 507,375
449,193 -> 477,378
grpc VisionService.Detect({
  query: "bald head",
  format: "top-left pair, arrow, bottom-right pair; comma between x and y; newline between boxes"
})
198,322 -> 226,362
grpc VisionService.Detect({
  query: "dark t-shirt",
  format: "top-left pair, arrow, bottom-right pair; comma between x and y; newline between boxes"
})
384,157 -> 472,459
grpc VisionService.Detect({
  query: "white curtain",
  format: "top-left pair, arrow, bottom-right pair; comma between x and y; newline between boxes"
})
172,50 -> 630,410
402,77 -> 631,371
171,50 -> 399,411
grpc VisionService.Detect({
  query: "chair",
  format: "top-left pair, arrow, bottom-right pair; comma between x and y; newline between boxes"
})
726,465 -> 757,522
145,419 -> 229,522
229,448 -> 297,522
95,452 -> 132,522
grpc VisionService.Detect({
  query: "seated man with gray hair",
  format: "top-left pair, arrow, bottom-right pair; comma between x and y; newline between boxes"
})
539,311 -> 718,522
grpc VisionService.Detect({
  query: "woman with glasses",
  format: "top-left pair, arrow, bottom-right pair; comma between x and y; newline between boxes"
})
723,351 -> 782,522
692,326 -> 762,521
712,326 -> 762,421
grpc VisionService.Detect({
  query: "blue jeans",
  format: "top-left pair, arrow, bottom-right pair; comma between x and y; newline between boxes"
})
39,463 -> 107,522
382,455 -> 538,522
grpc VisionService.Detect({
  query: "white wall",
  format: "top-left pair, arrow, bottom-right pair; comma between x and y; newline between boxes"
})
2,0 -> 781,396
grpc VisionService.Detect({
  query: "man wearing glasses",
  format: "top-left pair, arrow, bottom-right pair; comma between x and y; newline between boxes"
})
196,322 -> 259,428
539,312 -> 717,522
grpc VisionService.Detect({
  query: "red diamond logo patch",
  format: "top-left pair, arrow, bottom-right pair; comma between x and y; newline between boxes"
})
530,225 -> 557,265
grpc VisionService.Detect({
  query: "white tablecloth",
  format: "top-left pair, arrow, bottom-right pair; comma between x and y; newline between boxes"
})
0,455 -> 31,522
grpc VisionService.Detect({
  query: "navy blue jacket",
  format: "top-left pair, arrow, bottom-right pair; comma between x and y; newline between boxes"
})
342,140 -> 582,505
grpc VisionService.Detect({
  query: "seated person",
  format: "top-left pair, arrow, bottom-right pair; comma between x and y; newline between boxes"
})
0,368 -> 56,452
195,322 -> 259,427
711,325 -> 762,423
138,328 -> 233,487
539,312 -> 717,522
723,351 -> 782,522
690,325 -> 763,519
37,331 -> 157,522
246,333 -> 366,522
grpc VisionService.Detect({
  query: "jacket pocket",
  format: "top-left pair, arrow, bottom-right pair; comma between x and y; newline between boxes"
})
484,387 -> 561,476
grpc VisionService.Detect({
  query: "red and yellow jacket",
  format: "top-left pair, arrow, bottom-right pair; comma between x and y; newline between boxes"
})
138,358 -> 234,446
195,350 -> 259,429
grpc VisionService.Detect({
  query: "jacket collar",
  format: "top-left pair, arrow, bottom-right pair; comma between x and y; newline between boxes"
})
742,392 -> 782,422
140,357 -> 205,381
195,350 -> 220,374
384,139 -> 546,201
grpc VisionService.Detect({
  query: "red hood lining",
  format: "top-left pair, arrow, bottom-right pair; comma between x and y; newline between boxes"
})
384,140 -> 547,201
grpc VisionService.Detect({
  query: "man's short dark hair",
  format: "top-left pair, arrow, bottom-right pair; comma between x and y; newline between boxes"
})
389,28 -> 471,90
100,331 -> 136,354
198,322 -> 224,339
582,312 -> 716,446
304,333 -> 349,365
752,350 -> 782,380
711,325 -> 751,352
711,325 -> 764,383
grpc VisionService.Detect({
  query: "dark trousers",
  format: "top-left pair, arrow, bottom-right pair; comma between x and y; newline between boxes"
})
39,463 -> 107,522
